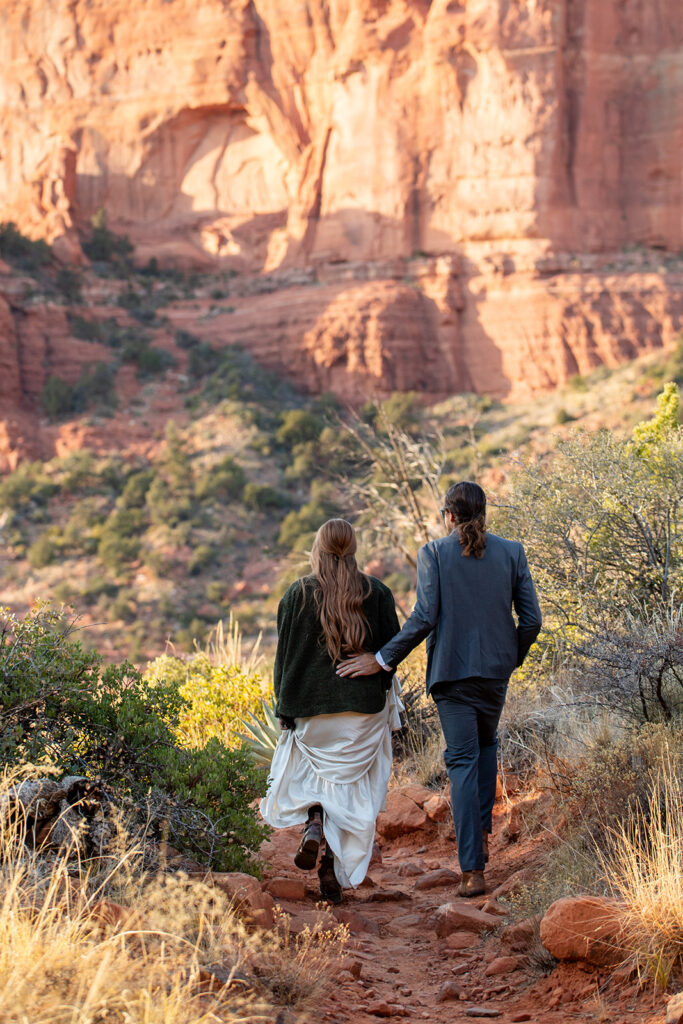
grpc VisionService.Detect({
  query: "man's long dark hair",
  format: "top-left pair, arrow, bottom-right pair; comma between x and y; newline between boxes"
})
444,481 -> 487,558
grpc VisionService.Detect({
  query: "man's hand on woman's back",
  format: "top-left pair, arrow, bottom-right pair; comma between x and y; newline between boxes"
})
336,652 -> 382,678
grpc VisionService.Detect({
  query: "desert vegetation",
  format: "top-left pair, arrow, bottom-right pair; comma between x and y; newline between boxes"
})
2,221 -> 683,1019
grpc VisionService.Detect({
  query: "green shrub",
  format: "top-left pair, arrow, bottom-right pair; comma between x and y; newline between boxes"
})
27,530 -> 58,569
174,329 -> 200,349
82,209 -> 133,267
187,342 -> 221,378
55,266 -> 82,304
276,409 -> 322,449
75,361 -> 118,411
0,463 -> 58,510
40,375 -> 79,419
554,407 -> 576,425
188,544 -> 215,575
119,469 -> 154,508
242,482 -> 289,511
277,499 -> 328,549
97,508 -> 144,571
0,222 -> 52,272
194,456 -> 246,502
0,606 -> 268,872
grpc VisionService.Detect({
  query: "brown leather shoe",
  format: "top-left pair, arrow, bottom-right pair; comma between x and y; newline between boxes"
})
458,869 -> 486,897
294,818 -> 323,870
482,830 -> 490,864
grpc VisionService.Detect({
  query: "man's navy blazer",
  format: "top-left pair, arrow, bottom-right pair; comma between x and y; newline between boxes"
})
378,531 -> 542,691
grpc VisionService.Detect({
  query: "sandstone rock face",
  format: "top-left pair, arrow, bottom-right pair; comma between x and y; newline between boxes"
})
3,0 -> 682,261
1,0 -> 682,418
540,896 -> 625,967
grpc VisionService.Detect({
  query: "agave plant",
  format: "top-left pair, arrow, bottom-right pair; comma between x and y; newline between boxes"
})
235,698 -> 281,768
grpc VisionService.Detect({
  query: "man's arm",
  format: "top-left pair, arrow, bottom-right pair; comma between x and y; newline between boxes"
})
513,545 -> 542,667
337,544 -> 440,678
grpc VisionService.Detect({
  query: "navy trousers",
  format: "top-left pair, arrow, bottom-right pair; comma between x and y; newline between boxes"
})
431,676 -> 509,873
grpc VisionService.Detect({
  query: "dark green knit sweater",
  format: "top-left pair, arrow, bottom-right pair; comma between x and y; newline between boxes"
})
273,575 -> 400,719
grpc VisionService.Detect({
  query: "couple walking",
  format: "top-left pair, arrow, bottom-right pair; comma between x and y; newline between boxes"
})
260,481 -> 542,905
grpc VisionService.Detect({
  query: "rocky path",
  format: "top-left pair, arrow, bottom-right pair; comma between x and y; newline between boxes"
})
258,784 -> 668,1024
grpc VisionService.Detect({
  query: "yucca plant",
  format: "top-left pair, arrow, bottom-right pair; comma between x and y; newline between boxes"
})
236,698 -> 281,768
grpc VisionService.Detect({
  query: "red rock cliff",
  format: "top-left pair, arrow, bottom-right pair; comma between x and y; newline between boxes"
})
0,0 -> 682,410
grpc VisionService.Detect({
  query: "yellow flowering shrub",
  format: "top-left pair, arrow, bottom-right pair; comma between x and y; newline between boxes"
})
144,652 -> 266,750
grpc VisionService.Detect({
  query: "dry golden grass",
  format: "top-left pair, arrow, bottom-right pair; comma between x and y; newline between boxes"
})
600,755 -> 683,987
0,767 -> 347,1024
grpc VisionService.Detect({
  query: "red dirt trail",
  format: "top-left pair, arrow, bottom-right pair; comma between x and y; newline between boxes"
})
258,789 -> 670,1024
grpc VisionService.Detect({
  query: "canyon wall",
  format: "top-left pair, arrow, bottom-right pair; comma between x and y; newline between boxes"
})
0,0 -> 682,419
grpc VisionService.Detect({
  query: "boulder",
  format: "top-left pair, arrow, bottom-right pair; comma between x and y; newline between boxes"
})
397,860 -> 425,877
334,908 -> 380,936
413,868 -> 459,891
397,784 -> 435,808
376,791 -> 428,840
434,902 -> 501,937
484,955 -> 524,977
540,896 -> 625,966
500,917 -> 538,952
666,993 -> 683,1024
438,980 -> 465,1002
423,793 -> 451,822
211,872 -> 275,929
264,877 -> 306,902
443,930 -> 480,950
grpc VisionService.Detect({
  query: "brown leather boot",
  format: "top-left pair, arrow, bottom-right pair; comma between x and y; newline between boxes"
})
294,811 -> 323,870
482,830 -> 490,864
318,853 -> 343,905
458,869 -> 486,897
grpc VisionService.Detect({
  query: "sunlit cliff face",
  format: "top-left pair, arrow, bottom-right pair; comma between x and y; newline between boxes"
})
0,0 -> 681,439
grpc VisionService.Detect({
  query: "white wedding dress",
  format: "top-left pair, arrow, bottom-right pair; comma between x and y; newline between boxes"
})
259,678 -> 404,888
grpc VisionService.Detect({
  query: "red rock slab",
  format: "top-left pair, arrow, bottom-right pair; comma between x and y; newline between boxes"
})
263,876 -> 306,901
434,902 -> 501,937
413,867 -> 459,891
484,955 -> 524,977
334,908 -> 380,936
376,791 -> 429,839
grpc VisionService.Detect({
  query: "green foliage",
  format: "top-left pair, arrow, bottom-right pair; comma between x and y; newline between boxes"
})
82,209 -> 133,267
55,266 -> 82,304
243,482 -> 289,511
76,361 -> 118,411
0,463 -> 58,511
202,346 -> 296,408
40,376 -> 78,419
277,493 -> 335,549
498,384 -> 683,628
187,342 -> 221,378
0,222 -> 52,272
236,698 -> 281,768
97,508 -> 143,572
194,456 -> 246,502
188,544 -> 215,575
0,606 -> 268,872
145,653 -> 266,752
276,409 -> 323,449
27,530 -> 58,569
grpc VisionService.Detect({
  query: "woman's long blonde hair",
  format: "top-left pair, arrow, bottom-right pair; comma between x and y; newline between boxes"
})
301,519 -> 372,662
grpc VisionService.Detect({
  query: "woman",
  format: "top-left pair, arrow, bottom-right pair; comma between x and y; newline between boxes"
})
337,482 -> 542,897
260,518 -> 402,904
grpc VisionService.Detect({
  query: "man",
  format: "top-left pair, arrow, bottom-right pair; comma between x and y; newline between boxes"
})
336,481 -> 542,896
